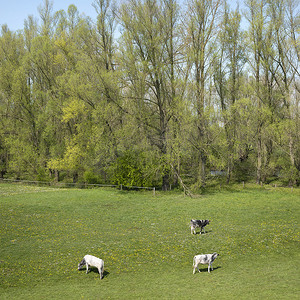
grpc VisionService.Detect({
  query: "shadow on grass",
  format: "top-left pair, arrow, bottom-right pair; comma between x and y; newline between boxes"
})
193,230 -> 212,235
194,266 -> 221,273
79,268 -> 110,279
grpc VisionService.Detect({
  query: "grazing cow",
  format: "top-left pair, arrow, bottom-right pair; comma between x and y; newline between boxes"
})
78,255 -> 104,279
193,252 -> 219,274
190,219 -> 210,234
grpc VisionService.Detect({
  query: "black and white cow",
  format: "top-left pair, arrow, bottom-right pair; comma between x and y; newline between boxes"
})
78,255 -> 104,279
193,252 -> 219,274
190,219 -> 210,234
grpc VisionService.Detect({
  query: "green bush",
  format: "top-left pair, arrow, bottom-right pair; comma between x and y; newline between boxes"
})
110,151 -> 144,186
83,170 -> 102,184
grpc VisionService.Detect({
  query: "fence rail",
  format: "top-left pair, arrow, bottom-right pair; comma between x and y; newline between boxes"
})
0,178 -> 156,196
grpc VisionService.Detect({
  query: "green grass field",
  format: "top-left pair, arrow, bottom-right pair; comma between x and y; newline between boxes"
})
0,183 -> 299,299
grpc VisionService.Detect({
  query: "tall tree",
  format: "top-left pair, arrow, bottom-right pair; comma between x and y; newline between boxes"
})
0,26 -> 25,177
268,0 -> 300,184
186,0 -> 221,187
119,0 -> 183,190
245,0 -> 268,184
0,0 -> 299,187
214,2 -> 246,183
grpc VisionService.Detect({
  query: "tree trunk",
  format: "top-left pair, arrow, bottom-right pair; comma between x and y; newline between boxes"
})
256,133 -> 262,184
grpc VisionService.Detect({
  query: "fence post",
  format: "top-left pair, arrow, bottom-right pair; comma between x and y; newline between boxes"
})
120,184 -> 122,191
153,187 -> 155,196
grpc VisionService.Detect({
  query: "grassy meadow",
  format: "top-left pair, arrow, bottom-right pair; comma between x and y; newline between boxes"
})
0,183 -> 299,299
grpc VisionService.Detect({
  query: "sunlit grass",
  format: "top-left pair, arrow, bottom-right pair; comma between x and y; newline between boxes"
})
0,183 -> 299,299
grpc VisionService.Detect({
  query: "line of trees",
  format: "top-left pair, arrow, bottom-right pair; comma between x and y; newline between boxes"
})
0,0 -> 299,190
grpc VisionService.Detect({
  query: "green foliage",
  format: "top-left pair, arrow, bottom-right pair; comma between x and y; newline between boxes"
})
83,170 -> 102,185
5,136 -> 38,177
110,150 -> 150,187
0,0 -> 299,188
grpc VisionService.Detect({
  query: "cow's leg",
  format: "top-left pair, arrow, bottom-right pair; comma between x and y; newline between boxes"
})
99,267 -> 103,279
208,263 -> 211,273
86,263 -> 89,273
193,264 -> 200,273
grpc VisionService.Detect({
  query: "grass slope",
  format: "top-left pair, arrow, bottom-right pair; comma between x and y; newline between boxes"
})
0,183 -> 299,299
